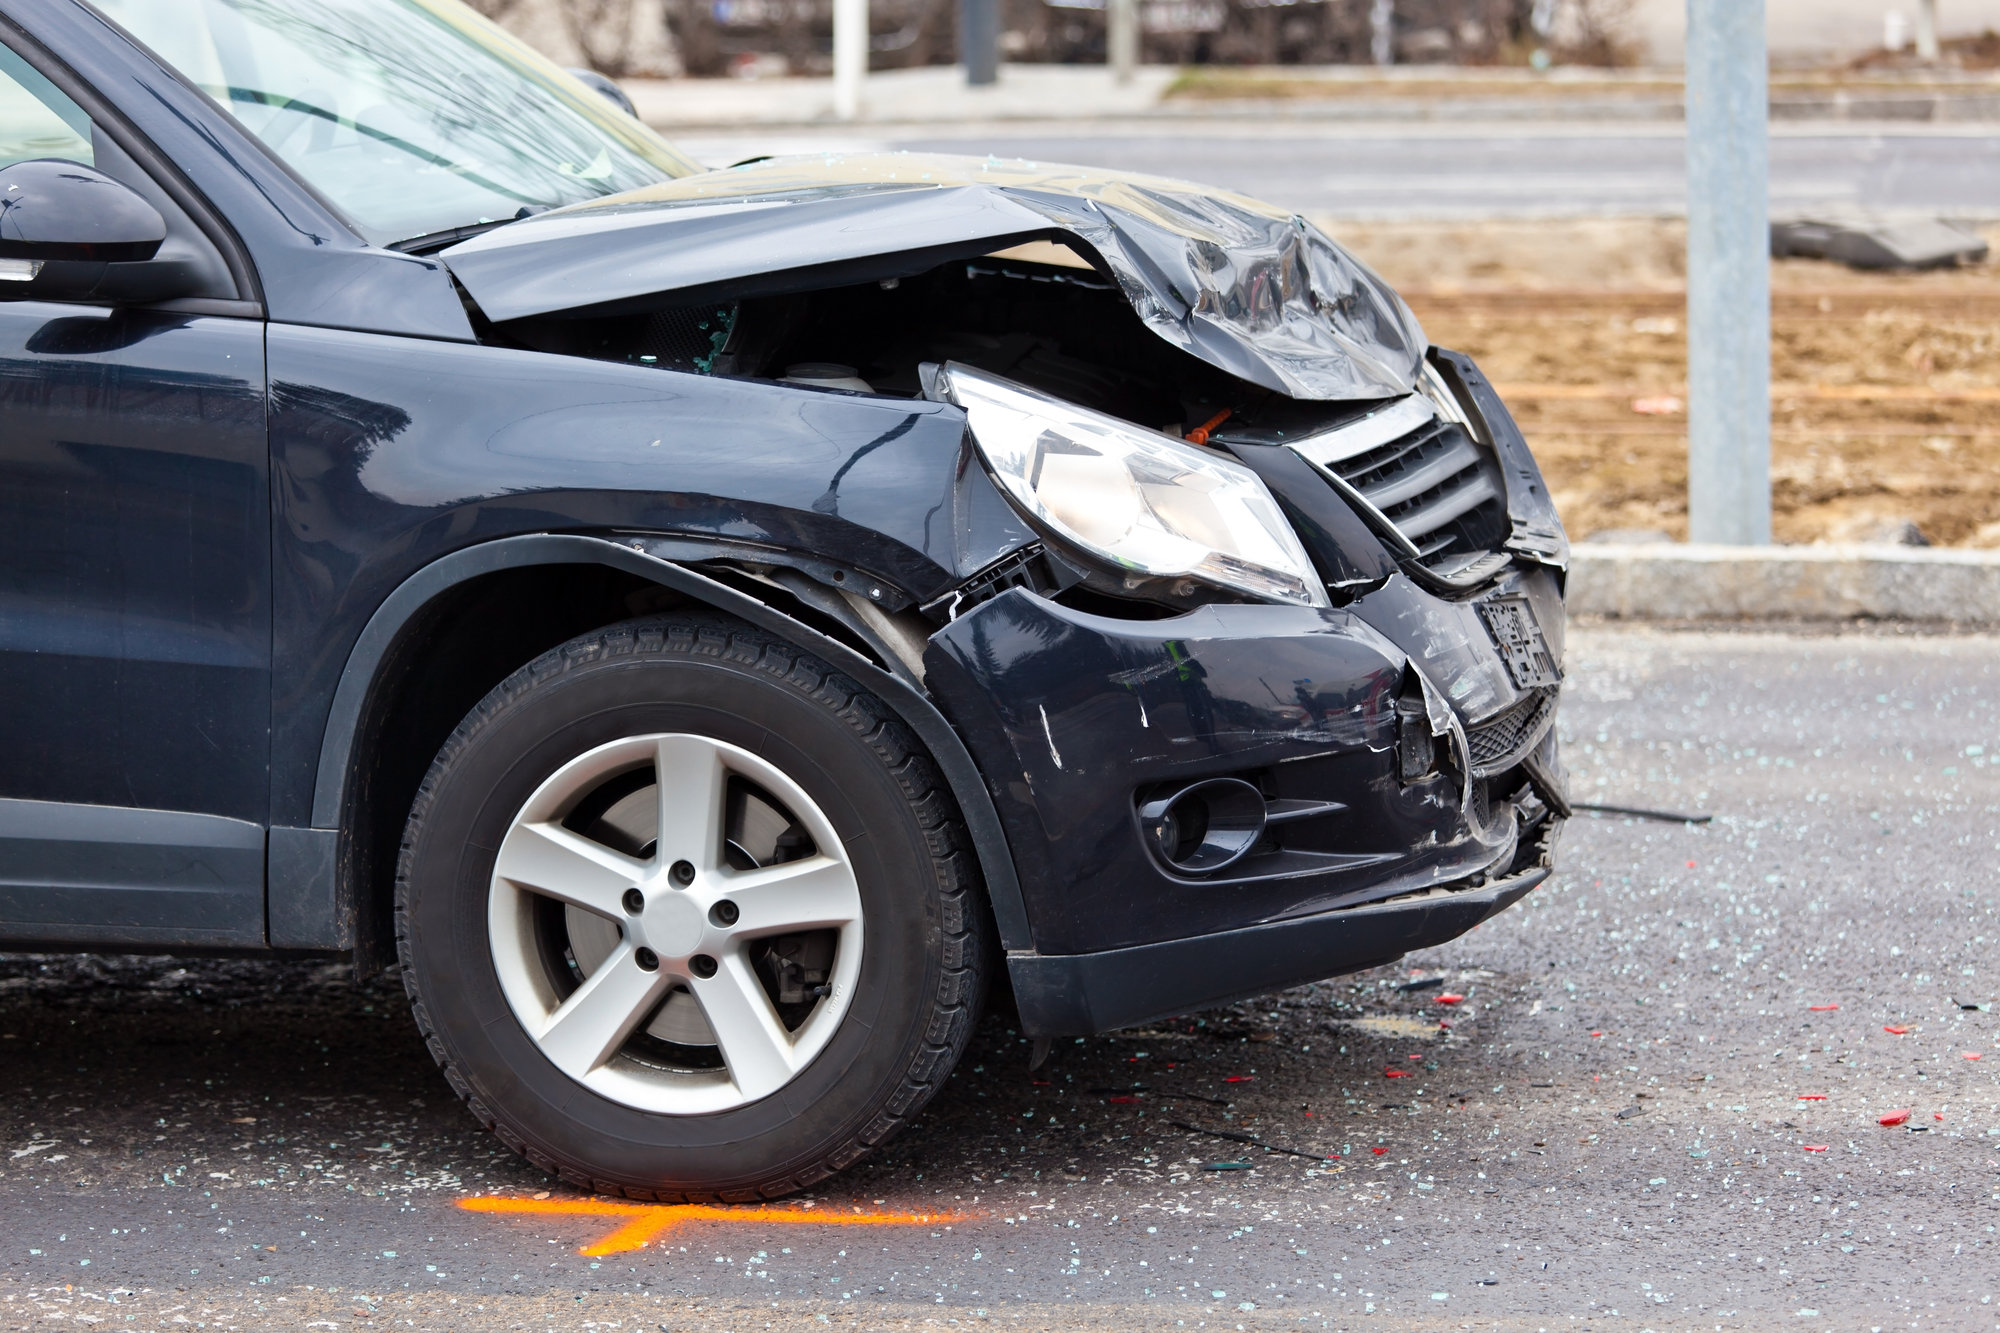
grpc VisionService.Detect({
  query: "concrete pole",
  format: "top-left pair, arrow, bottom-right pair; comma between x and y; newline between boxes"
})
961,0 -> 998,85
1915,0 -> 1941,60
1369,0 -> 1393,66
833,0 -> 866,119
1108,0 -> 1137,85
1684,0 -> 1771,546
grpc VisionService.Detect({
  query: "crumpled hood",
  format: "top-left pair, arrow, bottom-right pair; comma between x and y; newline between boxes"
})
440,152 -> 1428,401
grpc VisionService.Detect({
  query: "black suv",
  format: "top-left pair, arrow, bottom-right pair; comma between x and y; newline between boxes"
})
0,0 -> 1568,1202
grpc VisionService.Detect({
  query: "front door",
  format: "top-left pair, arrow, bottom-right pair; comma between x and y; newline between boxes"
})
0,44 -> 270,947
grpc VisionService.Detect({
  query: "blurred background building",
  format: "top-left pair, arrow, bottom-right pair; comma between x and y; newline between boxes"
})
468,0 -> 2000,79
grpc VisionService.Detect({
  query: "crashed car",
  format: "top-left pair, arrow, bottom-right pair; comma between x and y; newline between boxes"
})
0,0 -> 1567,1200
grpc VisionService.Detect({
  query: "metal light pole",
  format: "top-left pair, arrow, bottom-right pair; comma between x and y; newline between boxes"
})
833,0 -> 867,119
1684,0 -> 1770,545
1915,0 -> 1941,60
1369,0 -> 1393,66
1108,0 -> 1137,85
961,0 -> 998,85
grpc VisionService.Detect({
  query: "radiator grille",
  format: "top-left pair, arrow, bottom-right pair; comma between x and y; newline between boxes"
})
1289,392 -> 1511,582
1465,686 -> 1559,777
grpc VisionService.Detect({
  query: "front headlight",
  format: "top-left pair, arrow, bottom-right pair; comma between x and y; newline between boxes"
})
938,363 -> 1328,609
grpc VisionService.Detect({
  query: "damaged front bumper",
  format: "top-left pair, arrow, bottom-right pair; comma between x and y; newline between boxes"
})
924,564 -> 1565,1037
1009,830 -> 1556,1037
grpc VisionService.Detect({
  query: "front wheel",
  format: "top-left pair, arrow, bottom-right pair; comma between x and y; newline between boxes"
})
395,613 -> 987,1200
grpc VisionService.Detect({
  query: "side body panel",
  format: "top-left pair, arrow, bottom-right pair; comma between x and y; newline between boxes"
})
264,324 -> 974,830
0,303 -> 269,945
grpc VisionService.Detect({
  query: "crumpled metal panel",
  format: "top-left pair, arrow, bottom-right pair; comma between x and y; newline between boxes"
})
440,152 -> 1428,401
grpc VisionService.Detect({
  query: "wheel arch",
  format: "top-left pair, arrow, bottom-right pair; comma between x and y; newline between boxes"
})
278,534 -> 1031,969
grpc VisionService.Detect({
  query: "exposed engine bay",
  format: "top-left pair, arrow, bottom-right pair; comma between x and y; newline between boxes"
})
489,244 -> 1523,605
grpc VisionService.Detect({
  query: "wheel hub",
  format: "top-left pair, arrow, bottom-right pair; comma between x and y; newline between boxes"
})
485,733 -> 864,1115
637,883 -> 704,957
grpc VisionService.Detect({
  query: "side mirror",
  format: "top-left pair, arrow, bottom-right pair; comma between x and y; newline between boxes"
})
0,158 -> 181,302
0,158 -> 165,265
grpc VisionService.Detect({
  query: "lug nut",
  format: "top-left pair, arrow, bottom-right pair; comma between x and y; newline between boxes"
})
634,947 -> 659,972
622,888 -> 645,914
669,860 -> 696,888
709,900 -> 739,927
690,954 -> 718,979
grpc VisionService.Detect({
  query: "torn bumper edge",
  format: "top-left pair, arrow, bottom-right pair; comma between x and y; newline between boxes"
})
1005,850 -> 1552,1038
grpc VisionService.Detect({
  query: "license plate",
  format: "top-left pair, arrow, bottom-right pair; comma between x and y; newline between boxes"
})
1476,597 -> 1560,690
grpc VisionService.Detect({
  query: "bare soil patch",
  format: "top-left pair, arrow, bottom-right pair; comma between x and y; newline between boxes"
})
1320,217 -> 2000,546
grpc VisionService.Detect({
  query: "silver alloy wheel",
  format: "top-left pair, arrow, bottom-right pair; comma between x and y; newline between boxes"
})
487,733 -> 863,1114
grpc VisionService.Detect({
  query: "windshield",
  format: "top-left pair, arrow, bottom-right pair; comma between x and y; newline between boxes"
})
95,0 -> 701,245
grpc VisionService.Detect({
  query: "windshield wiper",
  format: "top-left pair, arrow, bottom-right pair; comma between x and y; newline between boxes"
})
390,205 -> 552,255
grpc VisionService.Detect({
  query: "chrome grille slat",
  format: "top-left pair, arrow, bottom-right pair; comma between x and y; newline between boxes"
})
1385,469 -> 1503,540
1290,395 -> 1438,469
1352,432 -> 1490,512
1289,390 -> 1511,580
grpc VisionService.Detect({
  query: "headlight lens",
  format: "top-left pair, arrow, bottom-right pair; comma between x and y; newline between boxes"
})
940,364 -> 1328,609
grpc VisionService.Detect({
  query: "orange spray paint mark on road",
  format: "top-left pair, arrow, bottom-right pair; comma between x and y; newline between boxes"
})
458,1197 -> 972,1257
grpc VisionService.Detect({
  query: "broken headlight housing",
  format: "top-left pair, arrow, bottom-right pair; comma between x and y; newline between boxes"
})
937,363 -> 1328,609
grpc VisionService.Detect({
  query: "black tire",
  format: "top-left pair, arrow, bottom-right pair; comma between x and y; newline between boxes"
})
394,612 -> 988,1201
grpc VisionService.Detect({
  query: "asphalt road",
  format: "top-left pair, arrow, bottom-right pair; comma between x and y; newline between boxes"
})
2,624 -> 1997,1332
673,125 -> 2000,220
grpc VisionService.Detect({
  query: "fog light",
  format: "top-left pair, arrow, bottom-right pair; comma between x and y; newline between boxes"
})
1138,778 -> 1266,875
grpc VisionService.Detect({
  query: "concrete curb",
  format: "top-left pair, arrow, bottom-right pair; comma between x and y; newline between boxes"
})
621,67 -> 2000,130
1568,544 -> 2000,625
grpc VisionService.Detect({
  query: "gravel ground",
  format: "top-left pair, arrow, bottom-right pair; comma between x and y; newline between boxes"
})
1318,218 -> 2000,549
2,624 -> 1997,1332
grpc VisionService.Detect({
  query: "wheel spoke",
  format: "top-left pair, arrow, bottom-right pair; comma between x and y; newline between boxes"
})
690,953 -> 799,1101
721,856 -> 861,936
536,943 -> 668,1079
654,735 -> 730,875
494,821 -> 644,919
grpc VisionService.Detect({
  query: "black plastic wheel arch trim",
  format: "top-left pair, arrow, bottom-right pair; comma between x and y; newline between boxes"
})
1006,863 -> 1548,1037
307,533 -> 1034,952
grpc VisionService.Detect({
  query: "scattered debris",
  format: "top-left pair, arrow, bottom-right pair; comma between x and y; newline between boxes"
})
1336,1015 -> 1452,1043
1809,1004 -> 1840,1012
1203,1162 -> 1254,1171
1436,994 -> 1465,1005
1615,1105 -> 1644,1120
1828,515 -> 1930,546
1884,1026 -> 1910,1035
1395,976 -> 1446,994
1802,1145 -> 1830,1153
1771,218 -> 1989,271
1573,801 -> 1714,824
1879,1109 -> 1912,1127
1169,1120 -> 1337,1163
